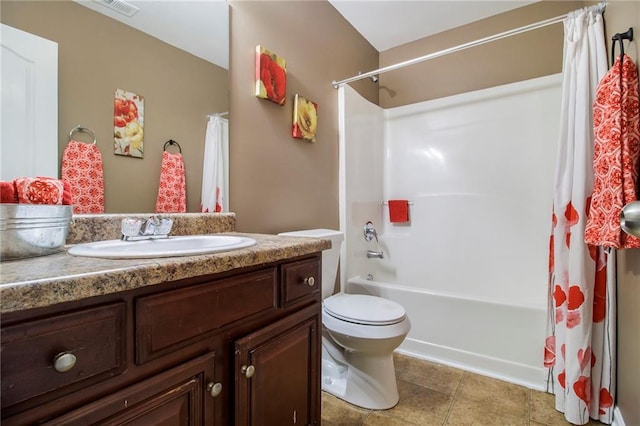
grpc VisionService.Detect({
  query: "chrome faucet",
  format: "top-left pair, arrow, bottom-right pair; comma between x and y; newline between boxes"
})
367,250 -> 384,259
121,216 -> 173,241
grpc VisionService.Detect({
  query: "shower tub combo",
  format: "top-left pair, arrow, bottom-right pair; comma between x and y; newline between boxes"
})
338,75 -> 562,390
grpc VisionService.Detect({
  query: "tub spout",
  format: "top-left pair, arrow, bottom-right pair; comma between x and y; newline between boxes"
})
367,250 -> 384,259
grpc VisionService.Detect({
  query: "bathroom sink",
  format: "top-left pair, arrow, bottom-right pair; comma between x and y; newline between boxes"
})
67,235 -> 257,259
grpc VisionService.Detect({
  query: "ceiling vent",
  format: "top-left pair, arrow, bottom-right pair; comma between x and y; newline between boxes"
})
93,0 -> 139,17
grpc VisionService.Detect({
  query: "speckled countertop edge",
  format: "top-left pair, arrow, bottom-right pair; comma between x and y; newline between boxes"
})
0,233 -> 330,314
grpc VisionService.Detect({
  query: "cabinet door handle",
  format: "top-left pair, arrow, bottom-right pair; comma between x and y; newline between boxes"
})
304,276 -> 315,287
53,352 -> 77,373
206,382 -> 223,397
241,364 -> 255,378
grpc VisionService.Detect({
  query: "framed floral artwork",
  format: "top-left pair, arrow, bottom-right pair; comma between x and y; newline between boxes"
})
292,94 -> 318,142
114,88 -> 144,158
255,45 -> 286,105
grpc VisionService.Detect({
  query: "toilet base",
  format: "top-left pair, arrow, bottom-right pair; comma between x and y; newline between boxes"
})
321,336 -> 400,410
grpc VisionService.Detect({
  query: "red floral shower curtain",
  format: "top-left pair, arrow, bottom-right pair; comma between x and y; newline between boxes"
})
544,5 -> 616,425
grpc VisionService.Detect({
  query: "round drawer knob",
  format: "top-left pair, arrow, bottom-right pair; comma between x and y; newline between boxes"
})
53,352 -> 77,373
241,364 -> 255,378
304,276 -> 315,287
207,382 -> 223,397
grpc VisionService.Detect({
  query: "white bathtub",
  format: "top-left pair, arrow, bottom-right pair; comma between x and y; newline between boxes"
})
346,275 -> 548,390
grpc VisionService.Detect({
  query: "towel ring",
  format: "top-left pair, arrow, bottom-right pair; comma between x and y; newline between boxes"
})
68,125 -> 97,145
163,139 -> 182,153
611,27 -> 634,64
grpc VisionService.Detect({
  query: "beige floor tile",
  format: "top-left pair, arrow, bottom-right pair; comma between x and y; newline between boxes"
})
366,379 -> 453,425
394,352 -> 413,376
530,390 -> 607,426
456,372 -> 529,418
322,391 -> 370,426
363,412 -> 421,426
445,397 -> 528,426
399,357 -> 464,396
530,390 -> 570,426
322,356 -> 599,426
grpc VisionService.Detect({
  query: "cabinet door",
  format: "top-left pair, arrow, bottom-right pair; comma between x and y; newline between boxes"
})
41,352 -> 217,426
235,304 -> 320,426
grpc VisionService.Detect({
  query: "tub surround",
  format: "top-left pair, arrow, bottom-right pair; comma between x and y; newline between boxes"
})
0,213 -> 330,314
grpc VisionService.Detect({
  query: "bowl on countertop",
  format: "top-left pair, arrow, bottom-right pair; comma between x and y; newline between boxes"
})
0,204 -> 73,261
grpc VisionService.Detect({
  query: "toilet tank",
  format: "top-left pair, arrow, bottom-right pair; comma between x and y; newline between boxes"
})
277,229 -> 344,299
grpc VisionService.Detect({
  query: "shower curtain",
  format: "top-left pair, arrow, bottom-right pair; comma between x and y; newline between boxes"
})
201,115 -> 227,213
544,5 -> 616,425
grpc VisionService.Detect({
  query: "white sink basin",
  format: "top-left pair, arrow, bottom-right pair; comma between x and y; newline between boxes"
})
68,235 -> 257,259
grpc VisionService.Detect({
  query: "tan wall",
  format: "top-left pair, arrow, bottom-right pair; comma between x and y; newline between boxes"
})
605,2 -> 640,425
378,1 -> 584,107
1,1 -> 228,213
228,1 -> 378,233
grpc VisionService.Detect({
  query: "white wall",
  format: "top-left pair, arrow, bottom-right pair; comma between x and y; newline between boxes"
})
381,74 -> 562,309
338,85 -> 384,289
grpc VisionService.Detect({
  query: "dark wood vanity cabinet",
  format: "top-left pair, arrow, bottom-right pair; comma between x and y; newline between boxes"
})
0,254 -> 322,426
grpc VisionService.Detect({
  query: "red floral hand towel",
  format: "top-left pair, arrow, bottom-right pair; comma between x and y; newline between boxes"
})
14,177 -> 64,205
585,54 -> 640,248
155,151 -> 186,213
61,140 -> 105,214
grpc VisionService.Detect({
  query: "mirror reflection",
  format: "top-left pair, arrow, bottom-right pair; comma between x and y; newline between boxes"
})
0,0 -> 229,213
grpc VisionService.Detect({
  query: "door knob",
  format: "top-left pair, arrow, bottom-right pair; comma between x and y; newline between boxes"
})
241,364 -> 255,378
53,352 -> 77,373
206,381 -> 223,397
304,276 -> 315,286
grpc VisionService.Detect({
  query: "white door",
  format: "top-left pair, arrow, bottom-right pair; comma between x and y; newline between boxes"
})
1,24 -> 58,181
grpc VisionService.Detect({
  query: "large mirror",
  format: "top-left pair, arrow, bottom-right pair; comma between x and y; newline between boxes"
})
0,0 -> 228,213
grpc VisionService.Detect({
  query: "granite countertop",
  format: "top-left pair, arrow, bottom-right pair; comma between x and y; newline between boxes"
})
0,213 -> 331,314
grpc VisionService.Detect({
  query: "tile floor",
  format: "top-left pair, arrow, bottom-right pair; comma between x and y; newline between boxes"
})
321,353 -> 605,426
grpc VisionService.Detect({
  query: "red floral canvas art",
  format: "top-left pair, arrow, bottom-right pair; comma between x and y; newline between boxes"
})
255,45 -> 286,105
113,88 -> 144,158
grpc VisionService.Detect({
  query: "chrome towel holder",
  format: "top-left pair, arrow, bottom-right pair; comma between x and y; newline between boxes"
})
68,125 -> 97,145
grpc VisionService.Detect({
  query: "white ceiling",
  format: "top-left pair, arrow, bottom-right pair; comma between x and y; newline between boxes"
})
75,0 -> 537,70
74,0 -> 229,69
328,1 -> 537,52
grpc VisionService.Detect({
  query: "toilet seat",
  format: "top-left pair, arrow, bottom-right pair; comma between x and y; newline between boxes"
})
323,293 -> 406,326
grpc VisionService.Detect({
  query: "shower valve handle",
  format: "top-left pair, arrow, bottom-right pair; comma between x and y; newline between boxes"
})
364,221 -> 378,242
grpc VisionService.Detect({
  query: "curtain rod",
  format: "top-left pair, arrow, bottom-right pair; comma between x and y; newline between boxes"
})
331,4 -> 604,89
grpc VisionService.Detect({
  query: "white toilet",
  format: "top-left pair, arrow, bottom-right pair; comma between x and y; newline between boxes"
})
278,229 -> 411,410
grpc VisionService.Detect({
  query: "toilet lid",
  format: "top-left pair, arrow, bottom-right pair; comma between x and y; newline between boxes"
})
323,294 -> 406,325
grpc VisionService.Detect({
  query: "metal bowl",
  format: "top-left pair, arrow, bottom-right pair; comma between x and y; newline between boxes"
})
0,204 -> 73,261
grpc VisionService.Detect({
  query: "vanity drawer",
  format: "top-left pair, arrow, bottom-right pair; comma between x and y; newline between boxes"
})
280,257 -> 321,307
1,302 -> 126,412
136,267 -> 278,364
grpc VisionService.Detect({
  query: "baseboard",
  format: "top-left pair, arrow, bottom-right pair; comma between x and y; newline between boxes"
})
398,337 -> 547,391
612,406 -> 626,426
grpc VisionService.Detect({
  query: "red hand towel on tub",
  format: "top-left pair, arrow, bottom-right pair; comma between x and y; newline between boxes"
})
388,200 -> 409,223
